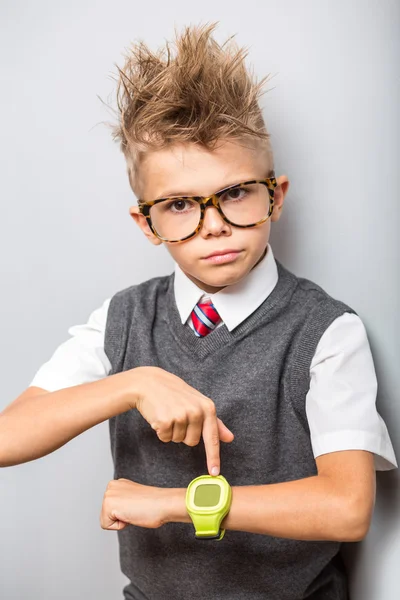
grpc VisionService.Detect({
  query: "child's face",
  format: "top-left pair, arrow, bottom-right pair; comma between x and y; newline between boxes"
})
129,139 -> 289,294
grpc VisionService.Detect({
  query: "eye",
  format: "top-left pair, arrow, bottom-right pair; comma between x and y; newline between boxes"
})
165,198 -> 197,214
221,187 -> 247,202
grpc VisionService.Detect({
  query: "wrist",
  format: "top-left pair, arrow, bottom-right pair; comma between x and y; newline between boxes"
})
161,488 -> 191,525
122,365 -> 161,412
113,367 -> 147,412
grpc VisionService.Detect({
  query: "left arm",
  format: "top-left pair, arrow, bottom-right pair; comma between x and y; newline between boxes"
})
173,449 -> 375,541
100,449 -> 375,542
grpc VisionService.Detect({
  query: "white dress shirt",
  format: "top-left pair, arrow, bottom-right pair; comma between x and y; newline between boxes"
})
29,243 -> 398,471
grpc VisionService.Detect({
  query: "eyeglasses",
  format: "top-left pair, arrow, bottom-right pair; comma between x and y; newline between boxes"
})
138,172 -> 277,243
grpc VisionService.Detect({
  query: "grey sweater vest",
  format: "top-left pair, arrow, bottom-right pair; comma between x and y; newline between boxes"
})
104,258 -> 357,600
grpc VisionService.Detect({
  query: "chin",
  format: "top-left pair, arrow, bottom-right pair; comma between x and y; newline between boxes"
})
199,266 -> 248,288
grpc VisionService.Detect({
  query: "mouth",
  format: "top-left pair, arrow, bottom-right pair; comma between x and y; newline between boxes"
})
201,249 -> 243,264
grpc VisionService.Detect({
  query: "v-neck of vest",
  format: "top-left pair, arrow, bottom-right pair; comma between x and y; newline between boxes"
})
164,259 -> 298,360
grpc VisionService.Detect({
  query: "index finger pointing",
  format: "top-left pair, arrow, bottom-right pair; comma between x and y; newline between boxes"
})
202,411 -> 220,476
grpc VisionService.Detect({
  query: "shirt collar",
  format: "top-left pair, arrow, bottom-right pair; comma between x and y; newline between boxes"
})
173,243 -> 279,332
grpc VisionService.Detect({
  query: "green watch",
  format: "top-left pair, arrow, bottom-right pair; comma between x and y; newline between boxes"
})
185,474 -> 232,540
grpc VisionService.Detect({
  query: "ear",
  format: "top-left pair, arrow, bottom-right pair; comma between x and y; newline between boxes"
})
271,175 -> 289,223
129,205 -> 163,246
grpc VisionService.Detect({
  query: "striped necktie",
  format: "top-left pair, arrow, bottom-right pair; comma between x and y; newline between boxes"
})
190,298 -> 222,337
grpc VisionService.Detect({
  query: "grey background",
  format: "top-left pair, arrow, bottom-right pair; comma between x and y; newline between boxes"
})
0,1 -> 399,598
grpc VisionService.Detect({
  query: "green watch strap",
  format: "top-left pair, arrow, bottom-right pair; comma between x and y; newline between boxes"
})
190,512 -> 225,540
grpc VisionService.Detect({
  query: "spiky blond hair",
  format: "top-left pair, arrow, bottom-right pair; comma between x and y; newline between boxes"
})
110,22 -> 273,198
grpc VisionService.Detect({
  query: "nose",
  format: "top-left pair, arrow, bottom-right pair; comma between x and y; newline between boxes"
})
200,204 -> 230,237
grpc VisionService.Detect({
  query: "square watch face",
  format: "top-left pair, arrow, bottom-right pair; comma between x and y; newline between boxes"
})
194,484 -> 221,507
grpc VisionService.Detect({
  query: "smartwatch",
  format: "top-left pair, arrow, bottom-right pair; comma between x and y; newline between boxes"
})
185,474 -> 232,540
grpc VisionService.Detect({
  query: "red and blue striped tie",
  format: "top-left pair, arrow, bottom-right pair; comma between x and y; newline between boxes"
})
190,298 -> 222,337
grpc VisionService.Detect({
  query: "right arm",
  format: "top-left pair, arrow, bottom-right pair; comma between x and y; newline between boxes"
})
0,366 -> 234,471
0,370 -> 135,467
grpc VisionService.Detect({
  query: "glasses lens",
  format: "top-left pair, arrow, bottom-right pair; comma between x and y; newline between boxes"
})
150,197 -> 201,241
219,183 -> 271,226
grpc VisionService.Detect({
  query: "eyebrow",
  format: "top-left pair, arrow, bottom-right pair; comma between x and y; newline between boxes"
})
155,170 -> 275,200
155,190 -> 197,199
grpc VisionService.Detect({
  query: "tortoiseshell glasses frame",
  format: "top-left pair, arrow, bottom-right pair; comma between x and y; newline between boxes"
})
137,171 -> 277,244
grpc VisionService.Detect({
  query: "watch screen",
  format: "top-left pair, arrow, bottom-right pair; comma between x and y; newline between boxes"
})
194,484 -> 221,507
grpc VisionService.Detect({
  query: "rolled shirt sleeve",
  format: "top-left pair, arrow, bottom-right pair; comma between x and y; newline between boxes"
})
29,298 -> 112,392
306,312 -> 398,471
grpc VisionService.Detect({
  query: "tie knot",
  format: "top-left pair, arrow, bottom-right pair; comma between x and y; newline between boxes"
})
190,298 -> 222,337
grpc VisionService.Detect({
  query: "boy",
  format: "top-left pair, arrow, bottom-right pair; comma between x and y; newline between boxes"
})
1,22 -> 397,600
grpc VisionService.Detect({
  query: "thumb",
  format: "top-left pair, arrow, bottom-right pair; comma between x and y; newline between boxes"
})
106,520 -> 129,531
101,510 -> 129,531
217,418 -> 234,443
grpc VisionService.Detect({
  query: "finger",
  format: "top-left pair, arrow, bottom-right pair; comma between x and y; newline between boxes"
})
171,417 -> 188,443
202,408 -> 220,476
100,507 -> 129,531
103,517 -> 129,531
152,421 -> 173,443
182,418 -> 203,447
217,418 -> 234,443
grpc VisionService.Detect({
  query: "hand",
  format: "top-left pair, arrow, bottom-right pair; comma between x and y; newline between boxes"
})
99,478 -> 173,531
130,366 -> 234,477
